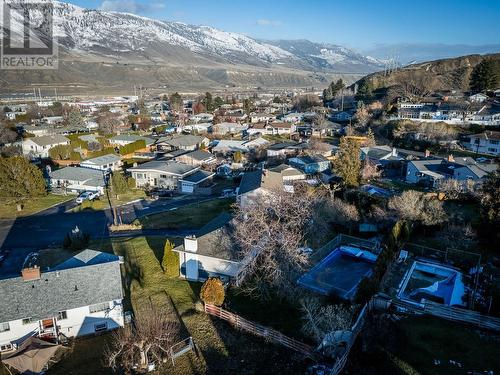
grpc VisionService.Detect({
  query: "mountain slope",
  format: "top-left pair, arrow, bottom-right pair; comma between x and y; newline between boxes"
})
0,1 -> 384,94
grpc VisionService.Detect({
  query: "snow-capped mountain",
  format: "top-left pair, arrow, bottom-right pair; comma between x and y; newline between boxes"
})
43,1 -> 382,73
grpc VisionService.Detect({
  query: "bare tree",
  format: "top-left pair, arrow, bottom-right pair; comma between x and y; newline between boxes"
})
319,198 -> 360,233
436,223 -> 476,250
361,159 -> 381,181
393,72 -> 433,101
97,111 -> 122,135
232,187 -> 321,299
300,297 -> 356,344
388,190 -> 447,225
104,302 -> 180,371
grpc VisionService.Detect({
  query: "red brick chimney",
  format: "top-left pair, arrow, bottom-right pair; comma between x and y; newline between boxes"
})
447,154 -> 455,163
22,266 -> 41,281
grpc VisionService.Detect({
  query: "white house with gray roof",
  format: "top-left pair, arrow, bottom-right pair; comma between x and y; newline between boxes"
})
128,160 -> 214,193
49,167 -> 106,194
0,250 -> 124,352
109,135 -> 154,147
80,154 -> 122,172
22,135 -> 70,159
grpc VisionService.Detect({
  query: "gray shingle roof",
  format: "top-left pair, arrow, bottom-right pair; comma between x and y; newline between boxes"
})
183,150 -> 214,161
49,167 -> 106,186
238,170 -> 263,195
129,160 -> 197,176
0,250 -> 123,322
157,135 -> 205,148
182,170 -> 214,183
28,135 -> 69,147
82,154 -> 121,166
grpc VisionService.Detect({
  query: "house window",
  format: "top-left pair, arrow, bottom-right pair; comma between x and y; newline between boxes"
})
488,148 -> 497,153
0,343 -> 13,352
22,318 -> 34,325
490,140 -> 499,145
89,302 -> 109,314
58,311 -> 68,320
0,323 -> 10,332
94,322 -> 108,332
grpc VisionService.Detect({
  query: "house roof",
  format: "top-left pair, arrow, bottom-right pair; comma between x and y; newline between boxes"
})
469,130 -> 500,141
173,213 -> 238,261
49,167 -> 105,186
27,135 -> 69,147
182,150 -> 214,161
129,160 -> 197,176
290,154 -> 329,165
182,170 -> 214,184
268,141 -> 308,151
157,134 -> 206,148
0,250 -> 123,322
361,145 -> 398,161
81,153 -> 121,166
110,134 -> 154,146
238,170 -> 263,194
212,140 -> 249,153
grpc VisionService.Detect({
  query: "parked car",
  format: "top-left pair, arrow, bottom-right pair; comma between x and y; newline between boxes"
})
150,189 -> 174,200
76,191 -> 99,204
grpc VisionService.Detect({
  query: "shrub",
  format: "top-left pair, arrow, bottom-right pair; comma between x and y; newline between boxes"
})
63,226 -> 90,251
200,277 -> 225,306
162,239 -> 179,278
127,177 -> 136,189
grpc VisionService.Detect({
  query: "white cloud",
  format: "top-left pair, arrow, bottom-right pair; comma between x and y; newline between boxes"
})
256,19 -> 282,27
100,0 -> 166,15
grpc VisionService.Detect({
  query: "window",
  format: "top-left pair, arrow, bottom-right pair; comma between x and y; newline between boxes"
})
89,302 -> 109,314
488,148 -> 497,153
22,318 -> 34,325
94,322 -> 108,332
0,323 -> 10,332
490,140 -> 499,145
57,311 -> 68,320
0,343 -> 13,352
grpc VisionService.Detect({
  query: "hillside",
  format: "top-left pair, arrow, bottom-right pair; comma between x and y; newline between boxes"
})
352,53 -> 500,99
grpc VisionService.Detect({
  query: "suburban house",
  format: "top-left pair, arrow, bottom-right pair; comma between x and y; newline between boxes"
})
237,169 -> 265,208
22,135 -> 70,159
360,145 -> 405,176
175,150 -> 216,166
330,111 -> 352,122
189,113 -> 214,123
461,131 -> 500,156
156,135 -> 209,152
0,250 -> 124,352
249,113 -> 275,123
288,154 -> 330,174
211,140 -> 250,155
173,214 -> 240,282
80,154 -> 122,172
128,160 -> 214,193
48,167 -> 106,194
406,156 -> 497,187
180,123 -> 212,134
109,135 -> 154,147
266,142 -> 309,158
469,93 -> 489,103
265,122 -> 296,136
212,122 -> 248,136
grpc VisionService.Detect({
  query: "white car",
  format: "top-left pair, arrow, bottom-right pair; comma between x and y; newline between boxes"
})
76,191 -> 99,204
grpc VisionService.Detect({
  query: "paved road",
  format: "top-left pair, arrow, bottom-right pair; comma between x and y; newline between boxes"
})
0,194 -> 223,277
0,194 -> 219,250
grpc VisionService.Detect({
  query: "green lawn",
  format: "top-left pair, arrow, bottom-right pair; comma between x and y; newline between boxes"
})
0,194 -> 72,219
386,315 -> 500,375
136,198 -> 235,230
48,236 -> 307,375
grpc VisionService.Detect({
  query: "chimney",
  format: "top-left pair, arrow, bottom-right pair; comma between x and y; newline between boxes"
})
184,235 -> 198,253
22,266 -> 41,281
447,154 -> 455,163
424,149 -> 431,158
391,147 -> 397,157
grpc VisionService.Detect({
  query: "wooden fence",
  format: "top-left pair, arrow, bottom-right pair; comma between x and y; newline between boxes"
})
327,303 -> 369,375
381,296 -> 500,332
204,304 -> 315,358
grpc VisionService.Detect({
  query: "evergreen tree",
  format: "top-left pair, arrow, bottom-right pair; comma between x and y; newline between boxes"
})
333,137 -> 361,187
111,171 -> 129,196
169,92 -> 183,112
213,96 -> 224,109
162,239 -> 179,277
0,157 -> 46,201
470,58 -> 499,93
202,92 -> 213,112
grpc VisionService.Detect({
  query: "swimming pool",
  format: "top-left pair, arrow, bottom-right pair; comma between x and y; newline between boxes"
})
398,260 -> 466,307
297,246 -> 377,300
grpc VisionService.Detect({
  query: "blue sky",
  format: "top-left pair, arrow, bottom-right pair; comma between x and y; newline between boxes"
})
66,0 -> 500,50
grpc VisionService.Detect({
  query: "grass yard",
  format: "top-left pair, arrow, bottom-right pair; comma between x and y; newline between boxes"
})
48,236 -> 308,375
136,198 -> 235,230
0,195 -> 72,219
387,316 -> 500,375
71,189 -> 146,213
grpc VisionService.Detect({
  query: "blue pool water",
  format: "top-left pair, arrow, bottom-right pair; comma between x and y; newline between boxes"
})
298,246 -> 377,300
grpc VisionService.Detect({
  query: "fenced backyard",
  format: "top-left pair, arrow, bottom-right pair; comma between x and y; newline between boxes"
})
204,304 -> 315,358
